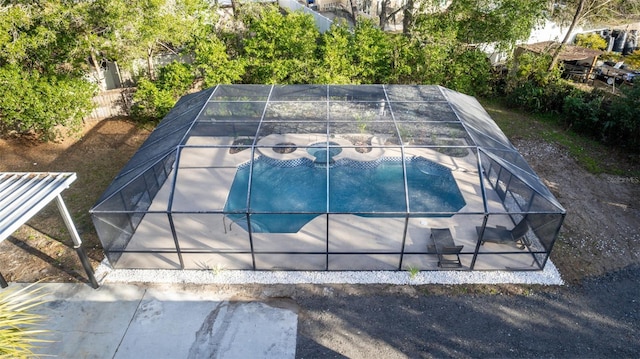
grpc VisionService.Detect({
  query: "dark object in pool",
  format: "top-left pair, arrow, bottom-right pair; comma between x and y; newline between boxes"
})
273,142 -> 297,154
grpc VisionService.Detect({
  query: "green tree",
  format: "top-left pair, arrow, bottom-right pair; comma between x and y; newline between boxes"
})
190,25 -> 245,87
241,6 -> 319,84
131,61 -> 195,121
351,19 -> 393,83
102,0 -> 209,80
407,0 -> 547,50
0,1 -> 85,75
393,12 -> 458,84
316,22 -> 354,84
442,48 -> 491,95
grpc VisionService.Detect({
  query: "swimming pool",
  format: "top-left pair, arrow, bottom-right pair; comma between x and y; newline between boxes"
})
306,141 -> 342,164
224,156 -> 466,233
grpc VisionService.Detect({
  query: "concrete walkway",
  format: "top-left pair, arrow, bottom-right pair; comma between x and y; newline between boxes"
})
8,283 -> 297,359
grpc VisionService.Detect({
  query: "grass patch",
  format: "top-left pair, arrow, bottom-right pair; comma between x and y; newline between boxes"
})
480,98 -> 640,177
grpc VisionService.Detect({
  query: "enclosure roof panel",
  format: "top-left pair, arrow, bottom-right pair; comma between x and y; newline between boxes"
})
92,85 -> 564,213
93,88 -> 215,207
0,172 -> 76,241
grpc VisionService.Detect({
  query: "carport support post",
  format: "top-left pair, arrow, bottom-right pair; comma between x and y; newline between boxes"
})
55,195 -> 99,289
0,272 -> 7,288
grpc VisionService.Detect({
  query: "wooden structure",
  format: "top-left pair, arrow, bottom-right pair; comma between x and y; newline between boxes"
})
515,41 -> 604,82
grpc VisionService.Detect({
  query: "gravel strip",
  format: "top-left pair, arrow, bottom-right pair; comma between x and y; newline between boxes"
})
96,260 -> 564,286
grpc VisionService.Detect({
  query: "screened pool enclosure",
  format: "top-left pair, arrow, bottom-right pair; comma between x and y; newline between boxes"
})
90,85 -> 565,271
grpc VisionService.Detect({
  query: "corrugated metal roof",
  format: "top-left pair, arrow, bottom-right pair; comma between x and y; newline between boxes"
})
0,172 -> 77,241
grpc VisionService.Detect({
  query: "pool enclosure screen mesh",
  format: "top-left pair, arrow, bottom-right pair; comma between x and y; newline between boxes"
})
90,85 -> 565,271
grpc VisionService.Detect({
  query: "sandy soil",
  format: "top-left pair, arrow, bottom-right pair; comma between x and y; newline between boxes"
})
0,119 -> 150,283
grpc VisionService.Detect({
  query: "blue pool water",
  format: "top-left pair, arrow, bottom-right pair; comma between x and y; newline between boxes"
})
306,142 -> 342,164
224,157 -> 466,233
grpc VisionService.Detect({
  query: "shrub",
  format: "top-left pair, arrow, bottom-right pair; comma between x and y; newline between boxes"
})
0,284 -> 50,358
443,48 -> 492,96
0,65 -> 96,141
156,62 -> 195,98
624,52 -> 640,69
131,78 -> 176,122
502,52 -> 571,113
562,91 -> 603,137
607,85 -> 640,148
131,61 -> 195,122
575,33 -> 608,50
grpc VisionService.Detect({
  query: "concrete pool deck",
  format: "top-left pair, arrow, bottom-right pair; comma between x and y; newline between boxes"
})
108,135 -> 547,271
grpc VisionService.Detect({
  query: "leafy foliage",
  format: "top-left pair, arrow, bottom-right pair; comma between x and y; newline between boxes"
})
562,90 -> 604,136
624,52 -> 640,69
575,32 -> 608,50
502,52 -> 569,113
131,62 -> 194,122
0,65 -> 96,141
98,0 -> 209,79
351,19 -> 393,84
606,85 -> 640,148
156,62 -> 195,98
190,26 -> 245,87
441,48 -> 492,96
1,0 -> 638,153
131,78 -> 176,122
316,22 -> 354,84
500,49 -> 640,150
413,0 -> 547,50
0,284 -> 50,359
242,5 -> 319,84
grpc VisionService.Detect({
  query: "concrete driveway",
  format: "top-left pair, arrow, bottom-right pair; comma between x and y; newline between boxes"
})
9,283 -> 297,359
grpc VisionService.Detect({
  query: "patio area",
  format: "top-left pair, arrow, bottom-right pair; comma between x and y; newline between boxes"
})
90,85 -> 565,272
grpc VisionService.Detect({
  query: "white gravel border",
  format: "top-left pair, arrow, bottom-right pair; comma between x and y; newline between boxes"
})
95,259 -> 564,286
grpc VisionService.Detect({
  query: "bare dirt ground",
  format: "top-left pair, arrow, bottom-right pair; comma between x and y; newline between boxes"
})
0,119 -> 150,284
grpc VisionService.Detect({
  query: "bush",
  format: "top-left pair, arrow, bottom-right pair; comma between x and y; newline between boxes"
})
131,78 -> 176,122
443,49 -> 492,96
575,33 -> 608,50
156,62 -> 195,98
502,52 -> 572,113
0,65 -> 96,141
131,62 -> 195,122
607,85 -> 640,148
562,90 -> 603,137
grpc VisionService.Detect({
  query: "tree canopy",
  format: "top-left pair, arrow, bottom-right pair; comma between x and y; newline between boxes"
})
1,0 -> 638,149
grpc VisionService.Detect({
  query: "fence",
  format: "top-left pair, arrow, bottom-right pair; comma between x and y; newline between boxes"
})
278,0 -> 333,33
87,88 -> 135,121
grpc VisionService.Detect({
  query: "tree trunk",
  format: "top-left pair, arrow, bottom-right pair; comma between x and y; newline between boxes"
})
89,49 -> 105,90
147,47 -> 155,80
403,0 -> 414,35
548,0 -> 585,71
349,0 -> 358,26
230,0 -> 239,19
379,0 -> 388,30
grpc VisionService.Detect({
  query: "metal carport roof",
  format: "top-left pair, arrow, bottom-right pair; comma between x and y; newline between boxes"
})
0,172 -> 97,288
